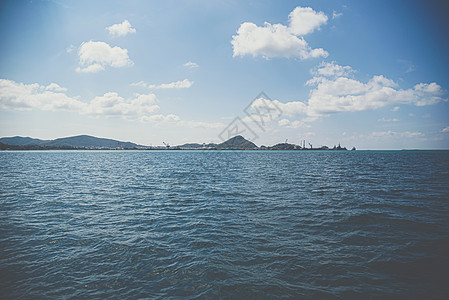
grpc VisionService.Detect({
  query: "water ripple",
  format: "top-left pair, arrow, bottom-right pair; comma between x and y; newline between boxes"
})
1,150 -> 448,298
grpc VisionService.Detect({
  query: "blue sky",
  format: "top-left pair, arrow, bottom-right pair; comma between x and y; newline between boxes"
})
1,0 -> 448,149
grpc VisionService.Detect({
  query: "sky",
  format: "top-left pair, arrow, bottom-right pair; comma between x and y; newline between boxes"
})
0,0 -> 448,149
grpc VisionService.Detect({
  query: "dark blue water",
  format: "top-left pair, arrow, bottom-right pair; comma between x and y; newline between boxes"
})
1,150 -> 448,299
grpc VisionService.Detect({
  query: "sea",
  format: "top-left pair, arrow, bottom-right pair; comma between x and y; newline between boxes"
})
0,150 -> 448,299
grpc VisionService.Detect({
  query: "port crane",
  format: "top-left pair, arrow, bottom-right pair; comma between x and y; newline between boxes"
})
308,142 -> 313,149
163,142 -> 170,149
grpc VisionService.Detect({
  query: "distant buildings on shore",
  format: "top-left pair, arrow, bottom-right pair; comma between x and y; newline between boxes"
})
0,135 -> 355,151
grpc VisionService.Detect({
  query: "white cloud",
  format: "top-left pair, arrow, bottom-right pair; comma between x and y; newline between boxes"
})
231,6 -> 328,59
149,79 -> 194,89
140,114 -> 180,123
278,119 -> 308,128
76,64 -> 105,73
66,44 -> 75,53
377,118 -> 399,122
332,11 -> 343,19
0,79 -> 84,111
310,61 -> 354,78
278,119 -> 290,127
76,41 -> 133,73
372,131 -> 425,138
183,61 -> 199,68
391,106 -> 400,111
288,6 -> 328,36
85,92 -> 159,117
45,83 -> 67,92
130,81 -> 148,88
133,79 -> 194,89
441,126 -> 449,133
241,62 -> 445,127
0,79 -> 169,122
306,62 -> 445,116
250,97 -> 307,117
106,20 -> 136,37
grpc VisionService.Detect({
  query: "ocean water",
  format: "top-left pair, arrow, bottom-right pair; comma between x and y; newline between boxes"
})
0,150 -> 448,299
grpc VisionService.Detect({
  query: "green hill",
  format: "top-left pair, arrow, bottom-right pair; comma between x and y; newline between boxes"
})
217,135 -> 257,150
46,135 -> 140,149
0,135 -> 142,149
0,136 -> 49,146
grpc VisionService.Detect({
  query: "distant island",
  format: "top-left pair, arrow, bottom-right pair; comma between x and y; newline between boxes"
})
0,135 -> 355,151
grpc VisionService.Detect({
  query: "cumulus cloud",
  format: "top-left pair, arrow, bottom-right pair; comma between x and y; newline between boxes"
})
241,62 -> 445,129
106,20 -> 136,37
183,61 -> 199,68
0,79 -> 169,122
86,92 -> 159,117
250,97 -> 307,117
131,79 -> 194,89
306,62 -> 445,117
231,6 -> 328,59
441,126 -> 449,133
45,83 -> 67,92
76,64 -> 105,73
0,79 -> 84,111
288,6 -> 328,35
310,61 -> 354,78
76,41 -> 133,73
241,97 -> 308,131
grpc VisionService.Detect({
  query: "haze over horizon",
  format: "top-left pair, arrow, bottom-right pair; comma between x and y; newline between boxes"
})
1,0 -> 448,150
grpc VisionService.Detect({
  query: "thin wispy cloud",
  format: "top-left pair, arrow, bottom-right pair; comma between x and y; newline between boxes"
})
332,11 -> 342,19
372,131 -> 424,138
131,79 -> 194,89
183,61 -> 199,68
397,59 -> 415,73
377,118 -> 399,122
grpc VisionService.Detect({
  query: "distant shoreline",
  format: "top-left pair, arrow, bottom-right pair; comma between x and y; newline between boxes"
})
1,148 -> 448,152
0,135 -> 355,151
0,146 -> 351,151
2,134 -> 446,151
